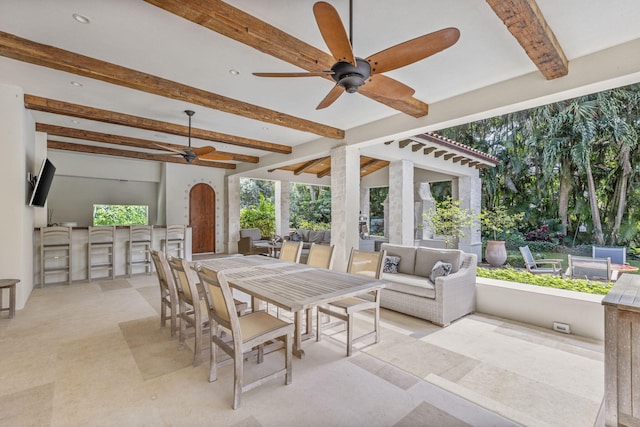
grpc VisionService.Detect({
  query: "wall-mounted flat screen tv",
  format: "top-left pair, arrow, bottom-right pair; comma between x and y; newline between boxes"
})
29,158 -> 56,207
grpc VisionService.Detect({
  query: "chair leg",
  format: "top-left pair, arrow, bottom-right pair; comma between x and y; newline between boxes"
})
193,312 -> 203,366
209,330 -> 218,383
346,313 -> 353,357
233,352 -> 243,409
316,307 -> 322,342
169,308 -> 177,339
374,306 -> 380,344
285,332 -> 292,385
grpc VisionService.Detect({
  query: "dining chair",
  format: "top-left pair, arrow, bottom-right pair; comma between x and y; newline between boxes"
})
150,250 -> 180,339
167,255 -> 210,366
279,240 -> 303,263
316,248 -> 386,356
306,243 -> 335,269
567,254 -> 615,281
195,264 -> 293,409
519,245 -> 563,276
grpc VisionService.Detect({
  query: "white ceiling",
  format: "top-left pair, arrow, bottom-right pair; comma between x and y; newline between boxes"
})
1,0 -> 640,170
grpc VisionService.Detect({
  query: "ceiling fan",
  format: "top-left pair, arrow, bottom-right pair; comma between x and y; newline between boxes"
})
253,1 -> 460,109
154,110 -> 232,163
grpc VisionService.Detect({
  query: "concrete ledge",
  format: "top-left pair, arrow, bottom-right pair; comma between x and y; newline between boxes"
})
476,277 -> 604,341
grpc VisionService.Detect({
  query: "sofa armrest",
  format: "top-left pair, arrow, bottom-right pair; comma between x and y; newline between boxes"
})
238,236 -> 252,255
433,253 -> 477,324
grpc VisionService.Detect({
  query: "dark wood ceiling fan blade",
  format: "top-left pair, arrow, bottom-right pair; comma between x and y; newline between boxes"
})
365,28 -> 460,74
316,84 -> 344,110
363,74 -> 415,100
253,71 -> 334,78
313,1 -> 356,66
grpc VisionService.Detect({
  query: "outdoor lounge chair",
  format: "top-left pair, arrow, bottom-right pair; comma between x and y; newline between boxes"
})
519,246 -> 563,276
592,246 -> 626,265
567,255 -> 616,281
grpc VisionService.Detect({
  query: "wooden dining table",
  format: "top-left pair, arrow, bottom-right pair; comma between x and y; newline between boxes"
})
195,255 -> 386,358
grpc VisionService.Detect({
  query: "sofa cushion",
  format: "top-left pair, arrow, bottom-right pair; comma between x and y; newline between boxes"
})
240,228 -> 262,242
298,229 -> 310,241
323,230 -> 331,243
380,243 -> 416,275
383,256 -> 401,274
414,247 -> 462,278
308,230 -> 326,244
381,272 -> 435,299
430,261 -> 452,282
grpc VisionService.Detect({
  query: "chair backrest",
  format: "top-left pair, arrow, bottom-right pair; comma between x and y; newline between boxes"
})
166,225 -> 185,240
279,241 -> 303,263
41,226 -> 72,245
519,246 -> 536,268
150,250 -> 178,302
593,246 -> 626,265
88,226 -> 115,244
568,255 -> 611,280
167,255 -> 199,305
239,228 -> 262,242
306,243 -> 335,269
130,225 -> 152,243
195,265 -> 239,339
347,248 -> 386,279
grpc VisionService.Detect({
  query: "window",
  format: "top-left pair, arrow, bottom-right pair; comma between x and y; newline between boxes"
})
93,204 -> 149,226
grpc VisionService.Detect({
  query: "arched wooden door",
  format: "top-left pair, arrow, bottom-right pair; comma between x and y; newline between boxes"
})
189,183 -> 215,254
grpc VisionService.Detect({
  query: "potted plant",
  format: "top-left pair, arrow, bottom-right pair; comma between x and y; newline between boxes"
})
423,197 -> 478,249
480,206 -> 524,266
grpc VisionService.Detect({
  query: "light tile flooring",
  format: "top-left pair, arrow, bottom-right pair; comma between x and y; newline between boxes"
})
0,272 -> 604,426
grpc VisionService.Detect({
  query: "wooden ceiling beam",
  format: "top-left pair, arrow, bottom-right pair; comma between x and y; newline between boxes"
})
47,140 -> 235,169
423,147 -> 437,155
37,123 -> 256,163
293,156 -> 330,175
443,153 -> 456,160
25,95 -> 290,155
398,139 -> 413,149
486,0 -> 568,80
411,143 -> 426,152
145,0 -> 430,117
0,31 -> 343,139
433,150 -> 447,158
316,166 -> 332,178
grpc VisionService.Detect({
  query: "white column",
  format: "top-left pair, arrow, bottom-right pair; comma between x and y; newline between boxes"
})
456,175 -> 482,258
359,186 -> 370,236
383,195 -> 389,238
227,175 -> 241,253
415,182 -> 435,239
0,84 -> 36,309
275,180 -> 290,237
330,145 -> 360,271
388,160 -> 414,245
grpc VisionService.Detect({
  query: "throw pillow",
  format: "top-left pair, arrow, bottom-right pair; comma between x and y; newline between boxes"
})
289,232 -> 301,242
383,256 -> 401,274
430,260 -> 452,282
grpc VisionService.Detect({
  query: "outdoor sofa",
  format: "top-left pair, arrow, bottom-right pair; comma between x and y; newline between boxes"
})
379,243 -> 477,326
237,228 -> 270,255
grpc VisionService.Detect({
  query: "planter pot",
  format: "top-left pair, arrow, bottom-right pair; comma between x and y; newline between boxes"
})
485,240 -> 507,267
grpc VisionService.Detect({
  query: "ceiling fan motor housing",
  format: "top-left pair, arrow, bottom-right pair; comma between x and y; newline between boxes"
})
331,57 -> 371,93
183,150 -> 197,163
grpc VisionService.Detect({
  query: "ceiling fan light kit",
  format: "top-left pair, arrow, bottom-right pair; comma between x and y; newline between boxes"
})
252,1 -> 460,110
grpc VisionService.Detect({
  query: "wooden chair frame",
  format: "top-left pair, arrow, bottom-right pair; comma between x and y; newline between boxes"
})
150,250 -> 180,338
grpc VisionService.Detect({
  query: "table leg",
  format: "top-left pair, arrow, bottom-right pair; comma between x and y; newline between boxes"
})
293,310 -> 306,359
9,284 -> 15,319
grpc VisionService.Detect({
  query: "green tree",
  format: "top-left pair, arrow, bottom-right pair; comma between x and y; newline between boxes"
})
240,194 -> 275,237
93,205 -> 148,225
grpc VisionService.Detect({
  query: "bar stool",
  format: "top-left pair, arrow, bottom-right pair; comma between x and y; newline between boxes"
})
0,279 -> 19,319
87,226 -> 116,282
127,225 -> 153,277
40,226 -> 72,287
162,225 -> 186,258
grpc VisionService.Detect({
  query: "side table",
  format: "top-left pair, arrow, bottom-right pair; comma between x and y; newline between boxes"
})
0,279 -> 19,319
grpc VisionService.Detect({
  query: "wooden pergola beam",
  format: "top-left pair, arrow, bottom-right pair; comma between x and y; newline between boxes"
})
398,139 -> 413,149
25,95 -> 290,155
0,31 -> 343,139
145,0 -> 429,117
293,157 -> 330,175
433,150 -> 447,158
423,147 -> 437,155
37,123 -> 257,163
316,166 -> 332,178
486,0 -> 568,80
47,140 -> 235,169
411,143 -> 426,152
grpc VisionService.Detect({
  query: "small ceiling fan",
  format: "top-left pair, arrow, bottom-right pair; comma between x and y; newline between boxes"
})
253,1 -> 460,109
154,110 -> 232,163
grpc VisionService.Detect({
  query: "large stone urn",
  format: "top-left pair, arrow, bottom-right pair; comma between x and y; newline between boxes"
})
485,240 -> 507,267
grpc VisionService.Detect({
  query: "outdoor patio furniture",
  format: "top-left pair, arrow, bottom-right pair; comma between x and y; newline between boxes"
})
519,245 -> 563,276
378,243 -> 477,326
279,241 -> 303,263
593,246 -> 626,265
317,248 -> 386,356
237,228 -> 269,255
306,243 -> 335,269
150,250 -> 180,338
195,265 -> 293,410
567,255 -> 615,281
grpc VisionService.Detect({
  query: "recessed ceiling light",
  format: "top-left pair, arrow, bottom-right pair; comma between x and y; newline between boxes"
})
72,13 -> 91,24
229,69 -> 240,76
71,120 -> 80,124
70,81 -> 83,87
262,126 -> 269,131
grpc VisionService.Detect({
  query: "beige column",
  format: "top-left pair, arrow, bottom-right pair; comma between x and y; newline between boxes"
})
275,180 -> 290,238
388,160 -> 414,246
456,175 -> 482,258
330,145 -> 360,271
226,175 -> 241,253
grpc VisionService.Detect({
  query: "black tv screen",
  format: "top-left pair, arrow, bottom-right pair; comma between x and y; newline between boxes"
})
29,158 -> 56,207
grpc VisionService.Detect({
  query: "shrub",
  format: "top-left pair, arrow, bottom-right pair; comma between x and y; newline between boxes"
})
477,266 -> 612,295
240,194 -> 275,237
525,240 -> 562,253
297,219 -> 330,231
